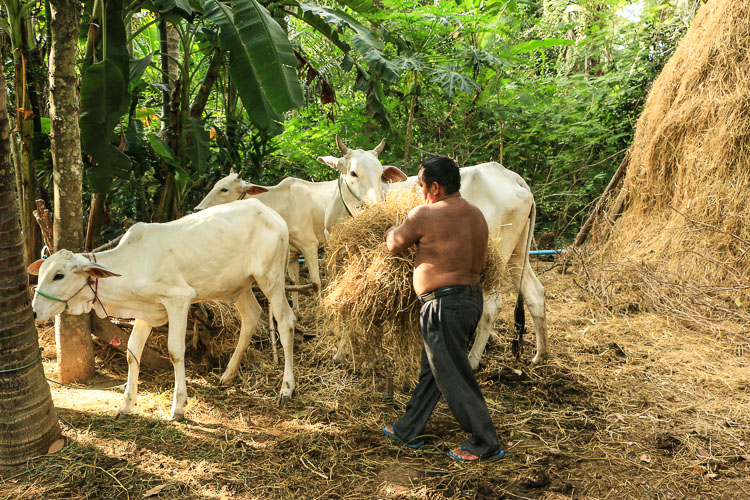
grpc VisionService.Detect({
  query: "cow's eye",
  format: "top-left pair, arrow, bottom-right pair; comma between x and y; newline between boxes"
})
220,188 -> 229,192
53,273 -> 64,281
350,172 -> 358,178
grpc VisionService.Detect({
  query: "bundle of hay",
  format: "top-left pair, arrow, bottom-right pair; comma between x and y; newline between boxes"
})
321,190 -> 505,384
584,0 -> 750,330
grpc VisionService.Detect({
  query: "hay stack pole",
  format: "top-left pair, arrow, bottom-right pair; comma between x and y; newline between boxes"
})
587,0 -> 750,289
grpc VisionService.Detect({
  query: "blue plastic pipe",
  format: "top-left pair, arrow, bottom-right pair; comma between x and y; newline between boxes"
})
529,249 -> 565,256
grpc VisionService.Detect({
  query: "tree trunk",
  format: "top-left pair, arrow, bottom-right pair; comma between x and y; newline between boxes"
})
48,0 -> 95,383
402,73 -> 418,167
190,45 -> 223,120
0,48 -> 61,469
84,192 -> 106,251
12,51 -> 42,269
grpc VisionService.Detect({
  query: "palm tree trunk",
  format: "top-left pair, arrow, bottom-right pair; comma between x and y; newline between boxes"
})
48,0 -> 95,383
0,43 -> 61,469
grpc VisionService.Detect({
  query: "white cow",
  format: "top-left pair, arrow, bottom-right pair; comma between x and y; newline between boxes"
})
318,137 -> 549,368
318,136 -> 409,237
194,171 -> 336,296
28,199 -> 296,420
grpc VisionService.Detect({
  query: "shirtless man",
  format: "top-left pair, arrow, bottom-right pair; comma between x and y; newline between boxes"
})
381,156 -> 503,462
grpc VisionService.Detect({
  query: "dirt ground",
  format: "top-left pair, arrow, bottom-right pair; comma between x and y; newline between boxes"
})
2,260 -> 749,499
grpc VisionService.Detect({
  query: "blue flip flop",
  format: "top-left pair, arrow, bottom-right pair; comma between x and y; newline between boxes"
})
449,445 -> 504,462
382,426 -> 424,449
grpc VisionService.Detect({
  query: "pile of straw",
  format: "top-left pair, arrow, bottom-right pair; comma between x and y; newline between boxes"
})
321,190 -> 505,383
584,0 -> 750,331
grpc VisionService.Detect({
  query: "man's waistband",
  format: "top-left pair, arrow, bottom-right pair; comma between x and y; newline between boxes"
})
418,283 -> 482,304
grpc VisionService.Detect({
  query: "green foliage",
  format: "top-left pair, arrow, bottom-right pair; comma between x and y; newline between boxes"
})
79,0 -> 132,192
10,0 -> 698,242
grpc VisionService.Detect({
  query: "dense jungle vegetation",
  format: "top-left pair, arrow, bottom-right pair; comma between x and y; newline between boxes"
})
2,0 -> 700,248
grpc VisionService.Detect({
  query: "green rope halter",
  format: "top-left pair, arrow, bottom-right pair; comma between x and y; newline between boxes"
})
338,175 -> 361,217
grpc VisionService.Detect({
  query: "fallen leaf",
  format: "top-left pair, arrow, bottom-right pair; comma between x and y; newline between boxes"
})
548,448 -> 561,455
692,465 -> 704,475
665,395 -> 681,403
640,453 -> 651,463
143,484 -> 167,498
741,454 -> 750,461
47,438 -> 64,454
697,449 -> 710,458
706,473 -> 718,479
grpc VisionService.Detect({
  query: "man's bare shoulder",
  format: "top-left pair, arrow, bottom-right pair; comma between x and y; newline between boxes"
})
408,204 -> 430,220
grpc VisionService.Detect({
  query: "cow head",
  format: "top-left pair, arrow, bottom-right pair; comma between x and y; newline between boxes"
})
317,136 -> 407,207
28,250 -> 120,321
194,170 -> 269,211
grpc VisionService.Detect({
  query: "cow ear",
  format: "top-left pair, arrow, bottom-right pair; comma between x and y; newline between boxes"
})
244,185 -> 268,195
229,167 -> 235,174
28,259 -> 45,275
317,156 -> 344,172
382,166 -> 408,183
76,263 -> 121,279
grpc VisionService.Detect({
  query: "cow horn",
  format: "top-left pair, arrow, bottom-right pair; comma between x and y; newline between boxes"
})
372,138 -> 386,156
336,135 -> 350,155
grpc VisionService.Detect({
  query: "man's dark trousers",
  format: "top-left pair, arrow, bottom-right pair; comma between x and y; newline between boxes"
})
392,289 -> 500,458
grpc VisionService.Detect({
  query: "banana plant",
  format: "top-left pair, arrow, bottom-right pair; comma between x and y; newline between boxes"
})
79,0 -> 132,193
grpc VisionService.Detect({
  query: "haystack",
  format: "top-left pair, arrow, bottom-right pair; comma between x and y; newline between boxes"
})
320,190 -> 505,385
583,0 -> 750,331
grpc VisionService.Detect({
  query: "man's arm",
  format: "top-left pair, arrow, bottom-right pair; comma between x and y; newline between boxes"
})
385,207 -> 424,254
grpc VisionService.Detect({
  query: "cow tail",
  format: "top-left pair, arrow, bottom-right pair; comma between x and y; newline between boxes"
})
512,199 -> 535,361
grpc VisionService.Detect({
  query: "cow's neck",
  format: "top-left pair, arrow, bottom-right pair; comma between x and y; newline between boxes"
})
76,246 -> 150,320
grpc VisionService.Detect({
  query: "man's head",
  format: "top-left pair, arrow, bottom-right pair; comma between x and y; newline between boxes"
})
418,156 -> 460,202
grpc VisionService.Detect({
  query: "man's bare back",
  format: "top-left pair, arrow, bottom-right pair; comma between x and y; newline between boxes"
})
385,193 -> 489,296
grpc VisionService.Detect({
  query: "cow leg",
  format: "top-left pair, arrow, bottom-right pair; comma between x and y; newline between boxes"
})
165,300 -> 191,421
268,303 -> 279,365
288,253 -> 300,314
468,291 -> 502,370
255,275 -> 296,407
520,263 -> 548,365
300,244 -> 321,294
220,289 -> 262,385
118,319 -> 152,417
507,256 -> 549,366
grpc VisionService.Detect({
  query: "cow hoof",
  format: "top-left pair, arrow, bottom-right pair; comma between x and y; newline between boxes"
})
114,412 -> 131,421
218,372 -> 235,387
171,411 -> 184,422
529,354 -> 548,367
278,394 -> 290,408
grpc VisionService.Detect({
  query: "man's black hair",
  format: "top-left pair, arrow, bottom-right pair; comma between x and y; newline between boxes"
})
419,156 -> 461,195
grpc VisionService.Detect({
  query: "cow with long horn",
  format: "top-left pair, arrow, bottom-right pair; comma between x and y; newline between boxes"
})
318,136 -> 407,234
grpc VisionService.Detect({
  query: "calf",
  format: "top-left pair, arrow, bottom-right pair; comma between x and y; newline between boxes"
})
195,171 -> 336,296
29,199 -> 296,420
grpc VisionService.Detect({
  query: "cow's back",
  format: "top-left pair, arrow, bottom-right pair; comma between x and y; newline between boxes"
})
253,178 -> 336,247
114,199 -> 289,300
459,162 -> 533,241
